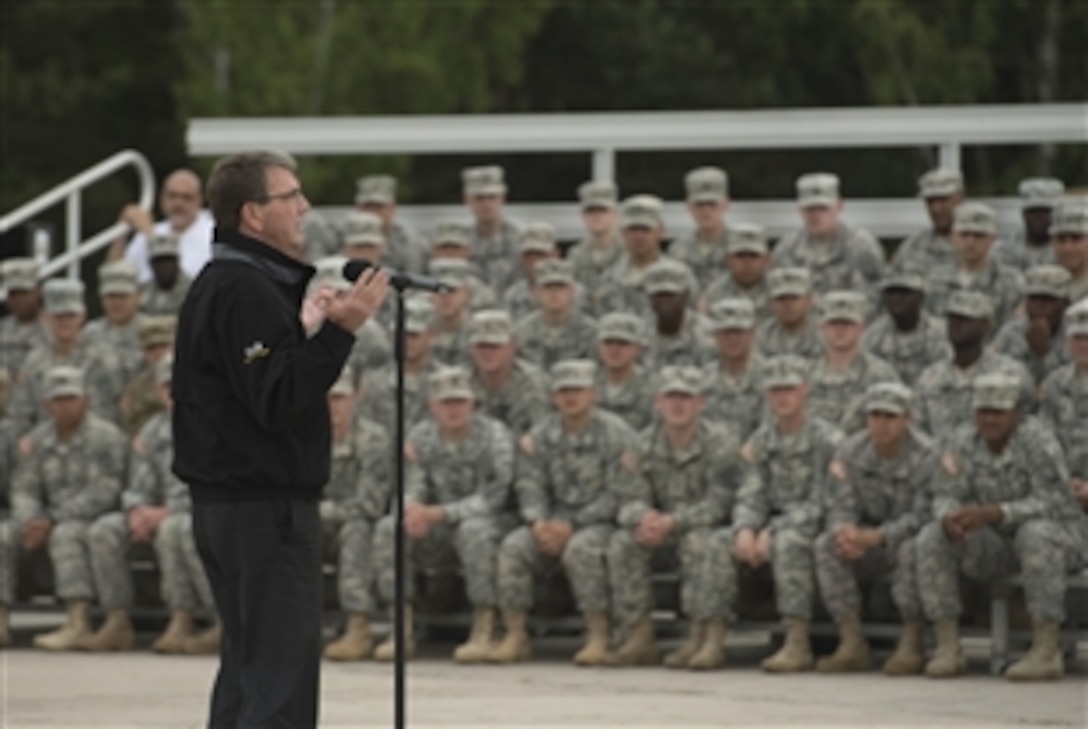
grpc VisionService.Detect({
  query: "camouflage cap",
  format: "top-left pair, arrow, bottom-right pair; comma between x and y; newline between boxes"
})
342,211 -> 385,247
1024,264 -> 1071,299
685,166 -> 728,203
658,365 -> 704,396
154,354 -> 174,387
329,364 -> 356,397
313,255 -> 352,292
44,365 -> 86,399
148,234 -> 180,260
767,267 -> 812,298
468,309 -> 513,345
432,222 -> 472,249
518,222 -> 557,254
550,358 -> 597,391
1018,177 -> 1064,210
1,257 -> 39,291
597,312 -> 646,344
709,297 -> 756,331
620,194 -> 664,229
462,165 -> 507,197
428,258 -> 471,289
944,289 -> 994,320
355,174 -> 397,205
796,173 -> 840,208
643,258 -> 692,295
1065,299 -> 1088,337
43,278 -> 86,315
917,168 -> 964,198
761,355 -> 810,389
98,260 -> 139,296
880,268 -> 926,292
972,372 -> 1021,411
864,381 -> 913,416
727,223 -> 769,255
404,295 -> 435,334
578,180 -> 618,210
819,290 -> 869,324
536,258 -> 575,287
429,365 -> 475,401
1049,199 -> 1088,236
138,315 -> 177,348
952,202 -> 997,235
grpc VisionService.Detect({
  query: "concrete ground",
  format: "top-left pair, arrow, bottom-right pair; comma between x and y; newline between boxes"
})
1,616 -> 1085,728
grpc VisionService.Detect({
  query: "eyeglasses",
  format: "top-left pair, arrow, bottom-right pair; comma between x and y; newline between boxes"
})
259,188 -> 305,204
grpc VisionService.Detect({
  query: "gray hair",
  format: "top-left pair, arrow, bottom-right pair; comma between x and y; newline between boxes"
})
206,151 -> 297,229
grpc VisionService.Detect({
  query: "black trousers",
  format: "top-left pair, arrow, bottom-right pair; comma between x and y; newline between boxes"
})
193,498 -> 323,729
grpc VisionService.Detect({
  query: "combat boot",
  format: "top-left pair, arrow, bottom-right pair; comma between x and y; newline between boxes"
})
324,613 -> 374,661
572,611 -> 610,666
152,610 -> 196,654
453,607 -> 495,664
607,613 -> 659,666
488,610 -> 532,663
687,619 -> 727,670
663,620 -> 705,669
1005,622 -> 1063,681
183,621 -> 222,655
0,604 -> 9,649
374,606 -> 415,662
924,618 -> 966,678
77,609 -> 136,652
761,618 -> 814,673
34,600 -> 92,651
816,614 -> 872,672
883,618 -> 925,676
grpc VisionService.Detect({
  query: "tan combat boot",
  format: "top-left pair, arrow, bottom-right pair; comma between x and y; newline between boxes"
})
324,613 -> 374,661
0,604 -> 9,649
488,610 -> 532,663
664,620 -> 705,669
453,607 -> 495,664
687,619 -> 727,670
761,618 -> 814,673
1005,622 -> 1063,681
374,606 -> 415,662
183,621 -> 222,655
151,610 -> 196,654
816,614 -> 872,672
34,600 -> 92,651
924,618 -> 966,678
77,608 -> 136,652
883,618 -> 925,676
572,611 -> 611,666
607,613 -> 659,666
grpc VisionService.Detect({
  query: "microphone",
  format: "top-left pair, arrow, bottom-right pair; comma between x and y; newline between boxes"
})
342,259 -> 449,293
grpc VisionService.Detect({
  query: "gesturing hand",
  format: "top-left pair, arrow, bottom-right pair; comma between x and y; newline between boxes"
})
327,267 -> 390,333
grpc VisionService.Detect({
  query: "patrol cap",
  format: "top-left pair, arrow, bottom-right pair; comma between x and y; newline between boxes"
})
550,358 -> 597,391
658,365 -> 704,396
727,223 -> 769,255
355,174 -> 397,205
329,364 -> 356,397
404,295 -> 435,335
98,260 -> 139,296
536,259 -> 575,287
428,366 -> 475,401
597,312 -> 646,344
341,211 -> 385,247
944,289 -> 994,320
578,180 -> 618,210
768,267 -> 812,298
313,255 -> 352,292
685,166 -> 728,203
709,297 -> 756,331
880,268 -> 926,292
643,258 -> 692,295
819,290 -> 868,324
468,309 -> 513,345
1049,199 -> 1088,236
796,173 -> 840,208
44,365 -> 86,399
43,278 -> 86,315
620,194 -> 664,229
952,202 -> 997,236
432,222 -> 472,250
1024,264 -> 1071,299
428,258 -> 471,289
148,234 -> 180,260
462,165 -> 507,197
1018,177 -> 1064,210
918,168 -> 964,198
761,355 -> 810,389
1,257 -> 39,291
864,381 -> 913,416
518,222 -> 557,254
154,354 -> 174,387
1065,299 -> 1088,337
972,372 -> 1021,411
138,315 -> 177,348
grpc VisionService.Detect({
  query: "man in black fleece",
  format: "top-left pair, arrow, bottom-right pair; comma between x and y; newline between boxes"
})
173,151 -> 388,729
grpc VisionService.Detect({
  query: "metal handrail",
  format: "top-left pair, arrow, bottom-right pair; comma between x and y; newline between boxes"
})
0,149 -> 156,283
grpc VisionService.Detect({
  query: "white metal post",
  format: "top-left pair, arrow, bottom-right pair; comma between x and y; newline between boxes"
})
939,142 -> 961,171
66,192 -> 81,281
592,147 -> 615,182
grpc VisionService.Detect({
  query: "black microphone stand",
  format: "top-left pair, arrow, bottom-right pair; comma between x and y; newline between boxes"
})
392,283 -> 408,729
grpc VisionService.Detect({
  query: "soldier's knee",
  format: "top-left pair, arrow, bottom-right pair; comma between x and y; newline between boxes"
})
88,513 -> 124,542
1013,519 -> 1058,555
606,529 -> 639,562
813,531 -> 837,560
50,520 -> 89,547
680,527 -> 711,555
562,529 -> 607,570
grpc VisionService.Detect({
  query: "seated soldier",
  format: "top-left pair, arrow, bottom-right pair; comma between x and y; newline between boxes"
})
321,366 -> 393,662
891,168 -> 964,274
118,315 -> 176,438
370,366 -> 515,663
594,312 -> 659,433
514,259 -> 598,371
353,174 -> 428,275
916,372 -> 1088,681
815,383 -> 937,675
502,222 -> 560,322
597,195 -> 672,317
566,181 -> 622,316
0,413 -> 15,647
1050,199 -> 1088,303
462,165 -> 522,294
11,366 -> 126,651
698,223 -> 772,325
993,178 -> 1064,272
467,310 -> 549,439
82,261 -> 146,381
489,360 -> 638,666
139,234 -> 191,316
756,268 -> 823,361
642,258 -> 716,369
0,257 -> 48,378
607,366 -> 744,669
428,260 -> 477,367
339,213 -> 398,329
992,265 -> 1072,387
1039,299 -> 1088,513
702,298 -> 765,442
860,269 -> 949,387
670,167 -> 732,291
428,223 -> 499,311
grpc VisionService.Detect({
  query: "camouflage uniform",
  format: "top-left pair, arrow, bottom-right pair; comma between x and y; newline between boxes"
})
462,166 -> 522,293
0,418 -> 15,606
755,318 -> 822,362
701,275 -> 771,324
592,313 -> 658,432
992,178 -> 1065,272
861,270 -> 950,386
118,316 -> 175,438
702,298 -> 766,441
890,168 -> 962,273
566,180 -> 624,310
82,261 -> 146,382
990,265 -> 1073,386
1038,299 -> 1088,483
354,175 -> 429,274
513,261 -> 599,370
0,258 -> 48,377
667,167 -> 732,290
138,233 -> 191,316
